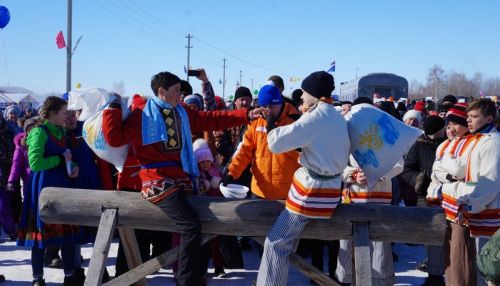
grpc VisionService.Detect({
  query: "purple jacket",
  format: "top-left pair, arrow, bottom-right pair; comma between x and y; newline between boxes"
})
8,132 -> 30,184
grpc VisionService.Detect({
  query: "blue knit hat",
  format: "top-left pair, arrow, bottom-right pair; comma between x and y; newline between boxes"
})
258,85 -> 283,106
184,94 -> 203,110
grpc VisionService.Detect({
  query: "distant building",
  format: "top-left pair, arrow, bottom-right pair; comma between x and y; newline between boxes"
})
339,73 -> 408,102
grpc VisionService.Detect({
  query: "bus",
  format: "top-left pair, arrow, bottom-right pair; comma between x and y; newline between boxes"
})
338,73 -> 408,102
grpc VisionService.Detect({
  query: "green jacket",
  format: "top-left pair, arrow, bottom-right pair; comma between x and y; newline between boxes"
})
27,120 -> 65,172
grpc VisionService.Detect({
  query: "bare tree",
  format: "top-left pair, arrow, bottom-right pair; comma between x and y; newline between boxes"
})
446,72 -> 470,97
483,77 -> 500,96
411,66 -> 499,102
426,65 -> 445,100
409,79 -> 425,99
470,72 -> 483,98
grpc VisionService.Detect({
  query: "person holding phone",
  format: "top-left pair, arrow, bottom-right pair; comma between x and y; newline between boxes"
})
187,68 -> 217,111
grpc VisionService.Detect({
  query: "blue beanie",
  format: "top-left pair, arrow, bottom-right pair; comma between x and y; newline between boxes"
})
184,94 -> 203,110
258,85 -> 283,106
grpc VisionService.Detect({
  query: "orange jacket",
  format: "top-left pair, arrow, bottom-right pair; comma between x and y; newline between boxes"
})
228,103 -> 301,199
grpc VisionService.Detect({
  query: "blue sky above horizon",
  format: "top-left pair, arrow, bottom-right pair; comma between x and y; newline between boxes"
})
0,0 -> 499,98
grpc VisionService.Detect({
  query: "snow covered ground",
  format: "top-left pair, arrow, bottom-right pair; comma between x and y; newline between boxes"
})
0,233 -> 427,285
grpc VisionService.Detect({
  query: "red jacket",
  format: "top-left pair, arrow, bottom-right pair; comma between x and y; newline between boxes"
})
116,95 -> 146,191
102,99 -> 249,200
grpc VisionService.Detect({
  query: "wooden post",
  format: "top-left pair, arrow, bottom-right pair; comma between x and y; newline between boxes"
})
118,227 -> 148,286
104,235 -> 216,286
352,222 -> 371,286
85,208 -> 118,286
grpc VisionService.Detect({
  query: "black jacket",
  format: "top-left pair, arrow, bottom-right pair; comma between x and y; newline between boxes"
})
402,135 -> 445,197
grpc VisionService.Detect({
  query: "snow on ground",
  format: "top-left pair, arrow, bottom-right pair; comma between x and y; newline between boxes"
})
0,233 -> 427,285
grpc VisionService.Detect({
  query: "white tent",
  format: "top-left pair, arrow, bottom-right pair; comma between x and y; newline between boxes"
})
0,87 -> 40,111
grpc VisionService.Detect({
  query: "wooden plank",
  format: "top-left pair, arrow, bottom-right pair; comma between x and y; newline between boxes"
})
352,222 -> 371,286
104,234 -> 216,286
84,208 -> 118,286
289,254 -> 340,286
252,237 -> 340,286
118,227 -> 148,286
39,187 -> 447,245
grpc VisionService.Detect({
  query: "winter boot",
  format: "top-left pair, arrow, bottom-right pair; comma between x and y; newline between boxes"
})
214,266 -> 227,278
32,278 -> 46,286
63,273 -> 84,286
421,275 -> 445,286
416,258 -> 429,272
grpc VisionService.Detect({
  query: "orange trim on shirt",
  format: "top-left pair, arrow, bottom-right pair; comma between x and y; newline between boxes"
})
286,199 -> 336,218
292,179 -> 341,198
437,140 -> 452,160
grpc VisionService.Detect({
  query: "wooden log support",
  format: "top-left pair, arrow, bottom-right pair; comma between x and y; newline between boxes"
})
352,222 -> 372,286
85,208 -> 118,286
118,227 -> 148,286
39,188 -> 447,286
289,254 -> 340,286
252,237 -> 340,286
104,235 -> 216,286
39,188 -> 446,245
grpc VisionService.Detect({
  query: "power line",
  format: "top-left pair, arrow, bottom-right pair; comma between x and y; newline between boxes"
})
123,0 -> 185,38
193,36 -> 292,78
107,0 -> 179,43
93,1 -> 293,82
92,0 -> 179,46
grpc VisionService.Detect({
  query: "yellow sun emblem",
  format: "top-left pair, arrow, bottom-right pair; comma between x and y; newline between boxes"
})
359,125 -> 383,149
84,125 -> 97,145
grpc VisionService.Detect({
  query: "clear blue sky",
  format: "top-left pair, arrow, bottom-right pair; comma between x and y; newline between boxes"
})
1,0 -> 499,98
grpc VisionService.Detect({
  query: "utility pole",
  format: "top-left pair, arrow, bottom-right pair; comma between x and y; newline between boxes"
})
185,33 -> 193,82
239,70 -> 242,87
222,58 -> 227,100
66,0 -> 72,92
251,78 -> 254,91
355,67 -> 360,79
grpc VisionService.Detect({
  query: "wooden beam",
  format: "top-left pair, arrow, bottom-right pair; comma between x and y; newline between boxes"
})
289,254 -> 341,286
118,227 -> 148,286
39,188 -> 446,245
252,237 -> 340,286
85,208 -> 117,286
104,235 -> 215,286
352,222 -> 371,286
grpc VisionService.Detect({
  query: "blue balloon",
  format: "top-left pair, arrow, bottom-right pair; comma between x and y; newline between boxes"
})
0,6 -> 11,29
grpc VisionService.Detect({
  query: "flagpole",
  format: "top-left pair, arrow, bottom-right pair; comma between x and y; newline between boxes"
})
66,0 -> 72,92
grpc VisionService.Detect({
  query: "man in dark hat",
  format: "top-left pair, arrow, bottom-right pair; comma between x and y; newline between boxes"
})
257,71 -> 350,286
402,115 -> 446,286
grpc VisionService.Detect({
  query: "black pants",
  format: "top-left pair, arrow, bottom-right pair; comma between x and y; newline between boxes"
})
297,239 -> 340,279
157,189 -> 202,286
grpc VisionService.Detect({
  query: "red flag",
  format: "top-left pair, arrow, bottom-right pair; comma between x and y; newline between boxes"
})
56,31 -> 66,49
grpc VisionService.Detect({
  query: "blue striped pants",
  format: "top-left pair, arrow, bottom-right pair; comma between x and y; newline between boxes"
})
257,209 -> 309,286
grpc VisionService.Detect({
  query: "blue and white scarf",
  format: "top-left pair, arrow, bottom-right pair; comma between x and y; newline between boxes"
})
141,96 -> 199,177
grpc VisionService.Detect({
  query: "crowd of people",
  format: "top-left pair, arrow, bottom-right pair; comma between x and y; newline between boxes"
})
0,69 -> 499,286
